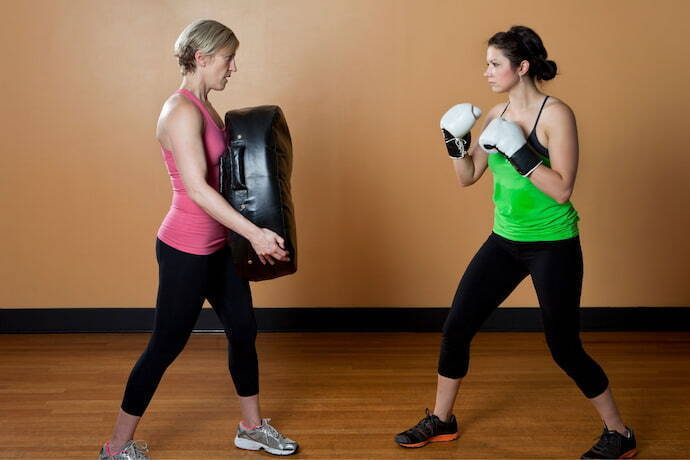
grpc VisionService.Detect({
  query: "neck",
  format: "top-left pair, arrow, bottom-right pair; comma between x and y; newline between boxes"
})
507,78 -> 544,110
179,73 -> 209,102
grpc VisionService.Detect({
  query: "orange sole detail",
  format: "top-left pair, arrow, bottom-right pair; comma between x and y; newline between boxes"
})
399,433 -> 459,448
619,448 -> 638,458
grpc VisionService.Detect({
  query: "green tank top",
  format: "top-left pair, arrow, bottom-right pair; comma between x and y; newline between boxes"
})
488,153 -> 579,241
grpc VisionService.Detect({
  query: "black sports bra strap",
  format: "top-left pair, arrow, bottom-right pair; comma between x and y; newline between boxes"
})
499,101 -> 510,117
532,96 -> 550,131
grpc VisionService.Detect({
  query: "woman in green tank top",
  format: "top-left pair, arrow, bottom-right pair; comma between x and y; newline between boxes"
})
396,26 -> 637,459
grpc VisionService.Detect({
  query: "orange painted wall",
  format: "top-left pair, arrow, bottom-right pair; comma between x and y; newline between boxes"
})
1,0 -> 688,308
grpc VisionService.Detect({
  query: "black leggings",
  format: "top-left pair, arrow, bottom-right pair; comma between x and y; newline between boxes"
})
438,233 -> 609,399
121,239 -> 258,416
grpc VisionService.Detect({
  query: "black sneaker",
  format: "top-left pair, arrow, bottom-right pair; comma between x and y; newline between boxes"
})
394,409 -> 459,448
581,426 -> 637,459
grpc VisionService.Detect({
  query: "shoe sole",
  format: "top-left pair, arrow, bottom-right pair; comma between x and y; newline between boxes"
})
619,448 -> 638,458
234,436 -> 298,456
397,432 -> 459,448
582,447 -> 638,459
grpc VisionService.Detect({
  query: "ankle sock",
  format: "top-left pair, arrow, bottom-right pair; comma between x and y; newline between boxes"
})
241,421 -> 261,430
105,441 -> 126,456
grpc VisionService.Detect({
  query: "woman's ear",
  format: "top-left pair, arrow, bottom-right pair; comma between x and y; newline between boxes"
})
194,49 -> 207,68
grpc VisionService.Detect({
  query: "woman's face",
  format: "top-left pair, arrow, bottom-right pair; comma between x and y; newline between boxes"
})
205,46 -> 238,90
483,46 -> 519,93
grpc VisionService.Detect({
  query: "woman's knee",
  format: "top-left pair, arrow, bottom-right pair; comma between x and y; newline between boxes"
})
228,326 -> 257,347
144,332 -> 192,365
547,344 -> 609,396
547,340 -> 585,371
438,334 -> 471,379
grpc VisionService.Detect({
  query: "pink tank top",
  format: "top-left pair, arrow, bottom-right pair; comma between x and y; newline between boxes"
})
157,89 -> 227,255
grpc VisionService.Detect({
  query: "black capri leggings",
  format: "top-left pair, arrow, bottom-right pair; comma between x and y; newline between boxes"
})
121,239 -> 258,416
438,233 -> 609,399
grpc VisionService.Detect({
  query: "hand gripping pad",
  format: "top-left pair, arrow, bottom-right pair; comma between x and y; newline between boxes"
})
219,106 -> 297,281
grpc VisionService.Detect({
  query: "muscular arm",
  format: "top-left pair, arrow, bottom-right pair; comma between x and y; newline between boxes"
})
164,103 -> 263,241
528,103 -> 579,204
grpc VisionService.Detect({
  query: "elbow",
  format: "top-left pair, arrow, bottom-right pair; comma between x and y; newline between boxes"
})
555,188 -> 573,204
186,184 -> 208,207
458,177 -> 475,188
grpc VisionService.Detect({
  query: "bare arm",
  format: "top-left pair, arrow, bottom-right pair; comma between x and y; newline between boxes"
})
528,103 -> 579,204
161,101 -> 288,263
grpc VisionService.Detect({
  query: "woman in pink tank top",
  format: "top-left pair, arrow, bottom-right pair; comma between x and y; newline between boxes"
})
99,20 -> 298,460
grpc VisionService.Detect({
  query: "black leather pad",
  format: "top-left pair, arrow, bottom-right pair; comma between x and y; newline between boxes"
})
220,106 -> 297,281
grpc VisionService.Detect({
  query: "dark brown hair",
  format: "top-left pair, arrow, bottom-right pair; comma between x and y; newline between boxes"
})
488,26 -> 557,81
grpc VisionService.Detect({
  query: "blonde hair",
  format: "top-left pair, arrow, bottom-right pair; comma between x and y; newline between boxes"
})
173,19 -> 239,75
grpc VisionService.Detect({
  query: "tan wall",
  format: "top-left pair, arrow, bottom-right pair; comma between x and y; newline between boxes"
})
1,0 -> 688,309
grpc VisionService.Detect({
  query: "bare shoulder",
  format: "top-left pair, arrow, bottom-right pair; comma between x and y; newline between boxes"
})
160,93 -> 202,127
480,102 -> 509,128
541,96 -> 576,125
156,93 -> 203,147
487,101 -> 508,120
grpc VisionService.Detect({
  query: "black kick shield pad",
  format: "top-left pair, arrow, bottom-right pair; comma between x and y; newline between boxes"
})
219,106 -> 297,281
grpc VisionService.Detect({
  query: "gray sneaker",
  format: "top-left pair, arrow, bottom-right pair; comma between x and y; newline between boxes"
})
234,419 -> 298,456
99,440 -> 150,460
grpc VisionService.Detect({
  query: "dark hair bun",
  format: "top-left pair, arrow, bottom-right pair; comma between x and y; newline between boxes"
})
534,58 -> 558,81
489,26 -> 558,81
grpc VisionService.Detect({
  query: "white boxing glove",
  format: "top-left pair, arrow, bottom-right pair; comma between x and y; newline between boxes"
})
478,118 -> 543,176
440,103 -> 482,159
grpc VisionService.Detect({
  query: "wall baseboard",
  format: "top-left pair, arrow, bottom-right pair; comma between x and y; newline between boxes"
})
1,307 -> 688,333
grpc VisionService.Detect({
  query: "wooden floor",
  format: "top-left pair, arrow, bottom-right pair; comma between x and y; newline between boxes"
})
1,332 -> 689,459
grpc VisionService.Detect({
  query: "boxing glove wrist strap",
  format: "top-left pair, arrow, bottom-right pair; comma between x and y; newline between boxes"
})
443,130 -> 471,159
507,144 -> 543,177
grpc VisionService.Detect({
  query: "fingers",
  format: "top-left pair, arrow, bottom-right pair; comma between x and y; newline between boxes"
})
265,229 -> 285,249
255,230 -> 290,264
262,250 -> 289,262
257,249 -> 288,265
269,237 -> 289,260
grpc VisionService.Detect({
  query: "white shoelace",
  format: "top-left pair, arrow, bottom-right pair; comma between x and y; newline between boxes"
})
260,419 -> 289,442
